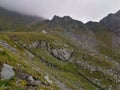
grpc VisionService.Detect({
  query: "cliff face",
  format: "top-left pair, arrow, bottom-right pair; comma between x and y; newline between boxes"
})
86,10 -> 120,53
100,10 -> 120,35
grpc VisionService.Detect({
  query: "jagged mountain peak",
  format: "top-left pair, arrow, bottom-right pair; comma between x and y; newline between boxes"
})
52,15 -> 60,20
48,15 -> 87,31
51,15 -> 75,22
116,10 -> 120,15
52,15 -> 72,19
100,10 -> 120,22
99,10 -> 120,35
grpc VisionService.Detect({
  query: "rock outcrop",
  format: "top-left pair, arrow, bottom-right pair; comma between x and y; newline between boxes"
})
51,48 -> 73,61
0,40 -> 16,52
16,70 -> 43,87
1,64 -> 15,80
100,10 -> 120,35
28,40 -> 73,61
28,41 -> 47,49
44,75 -> 53,84
75,53 -> 120,89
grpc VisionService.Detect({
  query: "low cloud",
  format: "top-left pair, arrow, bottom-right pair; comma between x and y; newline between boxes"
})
0,0 -> 120,22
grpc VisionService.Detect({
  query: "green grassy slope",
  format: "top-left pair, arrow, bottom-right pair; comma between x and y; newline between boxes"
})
0,7 -> 44,32
0,32 -> 119,90
0,8 -> 120,90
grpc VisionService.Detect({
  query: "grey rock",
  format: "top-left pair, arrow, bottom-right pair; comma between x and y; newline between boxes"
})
1,64 -> 15,80
51,48 -> 73,61
64,30 -> 97,52
0,40 -> 16,52
44,75 -> 53,84
108,85 -> 113,90
100,10 -> 120,35
23,44 -> 27,47
40,41 -> 47,48
28,41 -> 40,49
25,50 -> 35,59
28,76 -> 34,81
28,41 -> 47,49
27,75 -> 42,86
50,76 -> 73,90
75,53 -> 120,89
28,40 -> 73,61
52,49 -> 58,58
47,43 -> 52,53
33,80 -> 41,86
16,71 -> 42,86
93,79 -> 101,86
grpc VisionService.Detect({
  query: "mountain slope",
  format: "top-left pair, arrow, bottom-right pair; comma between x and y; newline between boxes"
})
86,10 -> 120,53
0,8 -> 120,90
0,32 -> 120,90
0,7 -> 44,31
34,15 -> 97,52
100,10 -> 120,35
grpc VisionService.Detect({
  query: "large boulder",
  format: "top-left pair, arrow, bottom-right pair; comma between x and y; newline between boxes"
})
51,48 -> 73,61
1,64 -> 15,80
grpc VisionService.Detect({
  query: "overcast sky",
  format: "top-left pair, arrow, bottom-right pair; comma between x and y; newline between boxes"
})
0,0 -> 120,22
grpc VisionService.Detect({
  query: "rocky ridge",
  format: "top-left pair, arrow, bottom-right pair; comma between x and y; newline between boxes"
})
28,40 -> 73,61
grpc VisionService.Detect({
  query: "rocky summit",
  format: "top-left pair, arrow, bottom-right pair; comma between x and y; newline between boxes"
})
0,7 -> 120,90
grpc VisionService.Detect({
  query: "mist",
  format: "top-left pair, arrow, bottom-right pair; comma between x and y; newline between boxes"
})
0,0 -> 120,22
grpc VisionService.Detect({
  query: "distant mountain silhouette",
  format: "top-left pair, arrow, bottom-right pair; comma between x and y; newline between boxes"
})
0,7 -> 45,31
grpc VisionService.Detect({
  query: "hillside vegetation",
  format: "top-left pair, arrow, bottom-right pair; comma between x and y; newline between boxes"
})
0,8 -> 120,90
